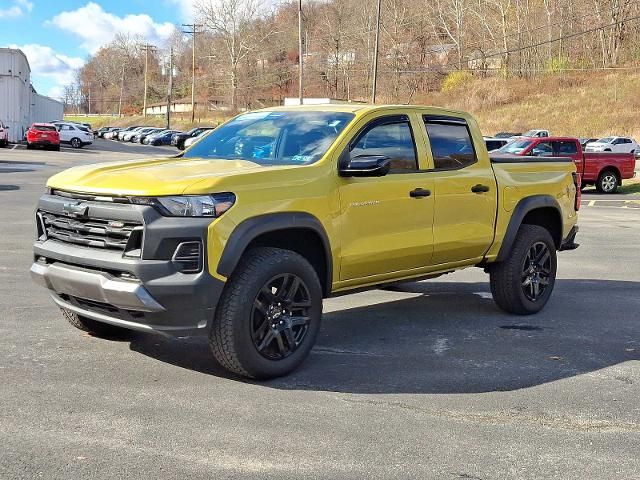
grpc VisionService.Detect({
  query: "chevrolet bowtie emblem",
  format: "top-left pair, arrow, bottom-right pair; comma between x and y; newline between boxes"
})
62,202 -> 89,217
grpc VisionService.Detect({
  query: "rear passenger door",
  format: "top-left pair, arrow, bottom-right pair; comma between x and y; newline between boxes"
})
422,115 -> 498,266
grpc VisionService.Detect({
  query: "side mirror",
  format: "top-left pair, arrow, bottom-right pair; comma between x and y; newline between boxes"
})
339,153 -> 391,177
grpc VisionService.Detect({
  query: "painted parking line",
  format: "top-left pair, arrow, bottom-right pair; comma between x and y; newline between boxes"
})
581,199 -> 640,208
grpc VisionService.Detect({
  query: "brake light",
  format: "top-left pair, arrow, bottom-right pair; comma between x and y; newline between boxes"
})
572,172 -> 581,211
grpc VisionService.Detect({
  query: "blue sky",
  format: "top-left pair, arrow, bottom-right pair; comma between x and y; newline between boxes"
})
0,0 -> 195,99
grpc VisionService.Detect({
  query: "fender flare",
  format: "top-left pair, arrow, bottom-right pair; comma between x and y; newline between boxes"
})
217,212 -> 333,293
496,195 -> 562,262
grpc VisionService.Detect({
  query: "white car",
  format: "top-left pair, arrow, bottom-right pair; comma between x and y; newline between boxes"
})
53,122 -> 94,149
585,136 -> 639,153
520,129 -> 550,138
0,119 -> 8,147
183,129 -> 212,149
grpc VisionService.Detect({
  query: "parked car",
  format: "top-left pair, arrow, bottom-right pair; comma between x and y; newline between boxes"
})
520,129 -> 550,138
172,127 -> 216,150
494,132 -> 521,138
103,128 -> 123,140
32,105 -> 580,379
53,122 -> 94,148
132,127 -> 163,143
183,129 -> 212,149
148,130 -> 181,146
495,136 -> 636,193
96,127 -> 118,138
584,136 -> 639,154
484,137 -> 509,152
26,123 -> 60,151
578,137 -> 599,148
116,126 -> 143,141
0,119 -> 9,147
121,127 -> 147,142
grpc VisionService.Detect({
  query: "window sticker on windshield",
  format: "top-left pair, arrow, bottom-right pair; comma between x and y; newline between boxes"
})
291,154 -> 312,163
238,112 -> 271,121
266,112 -> 285,119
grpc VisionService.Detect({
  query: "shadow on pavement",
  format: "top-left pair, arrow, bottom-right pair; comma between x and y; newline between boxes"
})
0,185 -> 20,191
129,279 -> 640,394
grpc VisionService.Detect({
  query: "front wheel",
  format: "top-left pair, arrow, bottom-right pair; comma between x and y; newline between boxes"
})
489,225 -> 557,315
209,247 -> 323,379
596,170 -> 619,193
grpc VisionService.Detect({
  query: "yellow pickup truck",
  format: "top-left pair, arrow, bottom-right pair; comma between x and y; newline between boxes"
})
31,105 -> 580,378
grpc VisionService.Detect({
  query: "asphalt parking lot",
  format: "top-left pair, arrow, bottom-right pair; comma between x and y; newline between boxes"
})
1,141 -> 639,479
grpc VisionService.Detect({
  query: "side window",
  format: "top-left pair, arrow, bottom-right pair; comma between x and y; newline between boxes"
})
351,119 -> 418,172
528,142 -> 553,157
423,118 -> 477,170
555,141 -> 578,155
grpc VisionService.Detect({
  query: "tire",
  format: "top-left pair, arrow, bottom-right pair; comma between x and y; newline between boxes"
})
26,143 -> 32,150
596,169 -> 619,194
54,145 -> 61,151
70,137 -> 82,149
209,247 -> 323,379
489,224 -> 557,315
61,308 -> 130,337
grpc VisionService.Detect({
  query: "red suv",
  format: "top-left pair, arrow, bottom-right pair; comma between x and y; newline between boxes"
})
27,123 -> 60,151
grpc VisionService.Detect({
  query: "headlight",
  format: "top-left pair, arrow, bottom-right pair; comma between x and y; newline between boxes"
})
131,193 -> 236,217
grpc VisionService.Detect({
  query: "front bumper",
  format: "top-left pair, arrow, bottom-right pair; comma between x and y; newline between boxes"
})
32,193 -> 225,336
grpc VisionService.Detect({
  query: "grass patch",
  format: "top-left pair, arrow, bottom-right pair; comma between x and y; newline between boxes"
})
618,177 -> 640,195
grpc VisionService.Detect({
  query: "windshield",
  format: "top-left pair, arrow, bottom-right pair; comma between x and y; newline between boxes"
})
597,137 -> 613,143
497,139 -> 532,154
183,110 -> 355,165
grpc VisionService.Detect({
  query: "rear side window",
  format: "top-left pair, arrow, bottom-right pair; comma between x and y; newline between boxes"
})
351,118 -> 418,172
555,141 -> 578,155
423,117 -> 476,170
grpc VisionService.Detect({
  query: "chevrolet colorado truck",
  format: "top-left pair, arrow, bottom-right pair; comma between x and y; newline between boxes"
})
31,105 -> 580,379
497,136 -> 636,193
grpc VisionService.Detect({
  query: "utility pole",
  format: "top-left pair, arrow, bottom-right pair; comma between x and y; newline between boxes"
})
140,43 -> 157,117
166,47 -> 174,130
298,0 -> 304,105
182,23 -> 203,123
371,0 -> 382,104
118,64 -> 125,117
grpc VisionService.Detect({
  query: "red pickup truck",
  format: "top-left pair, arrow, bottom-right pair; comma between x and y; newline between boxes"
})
497,136 -> 636,193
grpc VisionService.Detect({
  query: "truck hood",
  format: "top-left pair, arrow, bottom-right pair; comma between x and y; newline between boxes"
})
46,157 -> 269,196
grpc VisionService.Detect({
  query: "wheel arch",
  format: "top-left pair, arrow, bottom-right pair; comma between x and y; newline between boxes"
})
217,212 -> 333,296
598,166 -> 622,185
496,195 -> 563,262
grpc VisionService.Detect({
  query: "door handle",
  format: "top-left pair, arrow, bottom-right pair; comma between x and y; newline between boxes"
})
471,184 -> 490,193
410,188 -> 431,198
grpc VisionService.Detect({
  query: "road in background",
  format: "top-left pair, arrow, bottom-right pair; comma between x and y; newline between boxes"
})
1,145 -> 638,479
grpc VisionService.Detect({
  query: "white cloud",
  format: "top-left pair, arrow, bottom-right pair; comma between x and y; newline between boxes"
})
49,2 -> 177,54
8,44 -> 84,98
167,0 -> 197,21
0,0 -> 33,18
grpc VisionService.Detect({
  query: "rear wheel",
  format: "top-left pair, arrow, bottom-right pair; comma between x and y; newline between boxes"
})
596,170 -> 619,194
209,247 -> 323,379
489,225 -> 557,315
70,137 -> 82,149
61,308 -> 130,337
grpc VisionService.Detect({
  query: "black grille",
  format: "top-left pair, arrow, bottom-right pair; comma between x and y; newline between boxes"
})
39,210 -> 142,253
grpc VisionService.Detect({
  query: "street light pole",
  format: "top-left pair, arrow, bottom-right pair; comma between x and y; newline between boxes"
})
141,43 -> 157,117
371,0 -> 382,104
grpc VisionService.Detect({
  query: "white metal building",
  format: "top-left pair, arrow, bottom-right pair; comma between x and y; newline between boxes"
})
0,48 -> 63,143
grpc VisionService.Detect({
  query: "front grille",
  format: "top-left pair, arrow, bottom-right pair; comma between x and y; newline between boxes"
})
39,210 -> 143,253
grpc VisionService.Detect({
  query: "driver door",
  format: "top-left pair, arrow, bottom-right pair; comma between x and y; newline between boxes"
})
338,114 -> 435,281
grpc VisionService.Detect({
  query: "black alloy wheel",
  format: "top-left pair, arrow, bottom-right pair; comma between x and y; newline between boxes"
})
251,273 -> 312,360
521,241 -> 552,302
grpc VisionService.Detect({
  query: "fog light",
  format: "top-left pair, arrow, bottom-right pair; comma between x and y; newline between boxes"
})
172,241 -> 202,273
